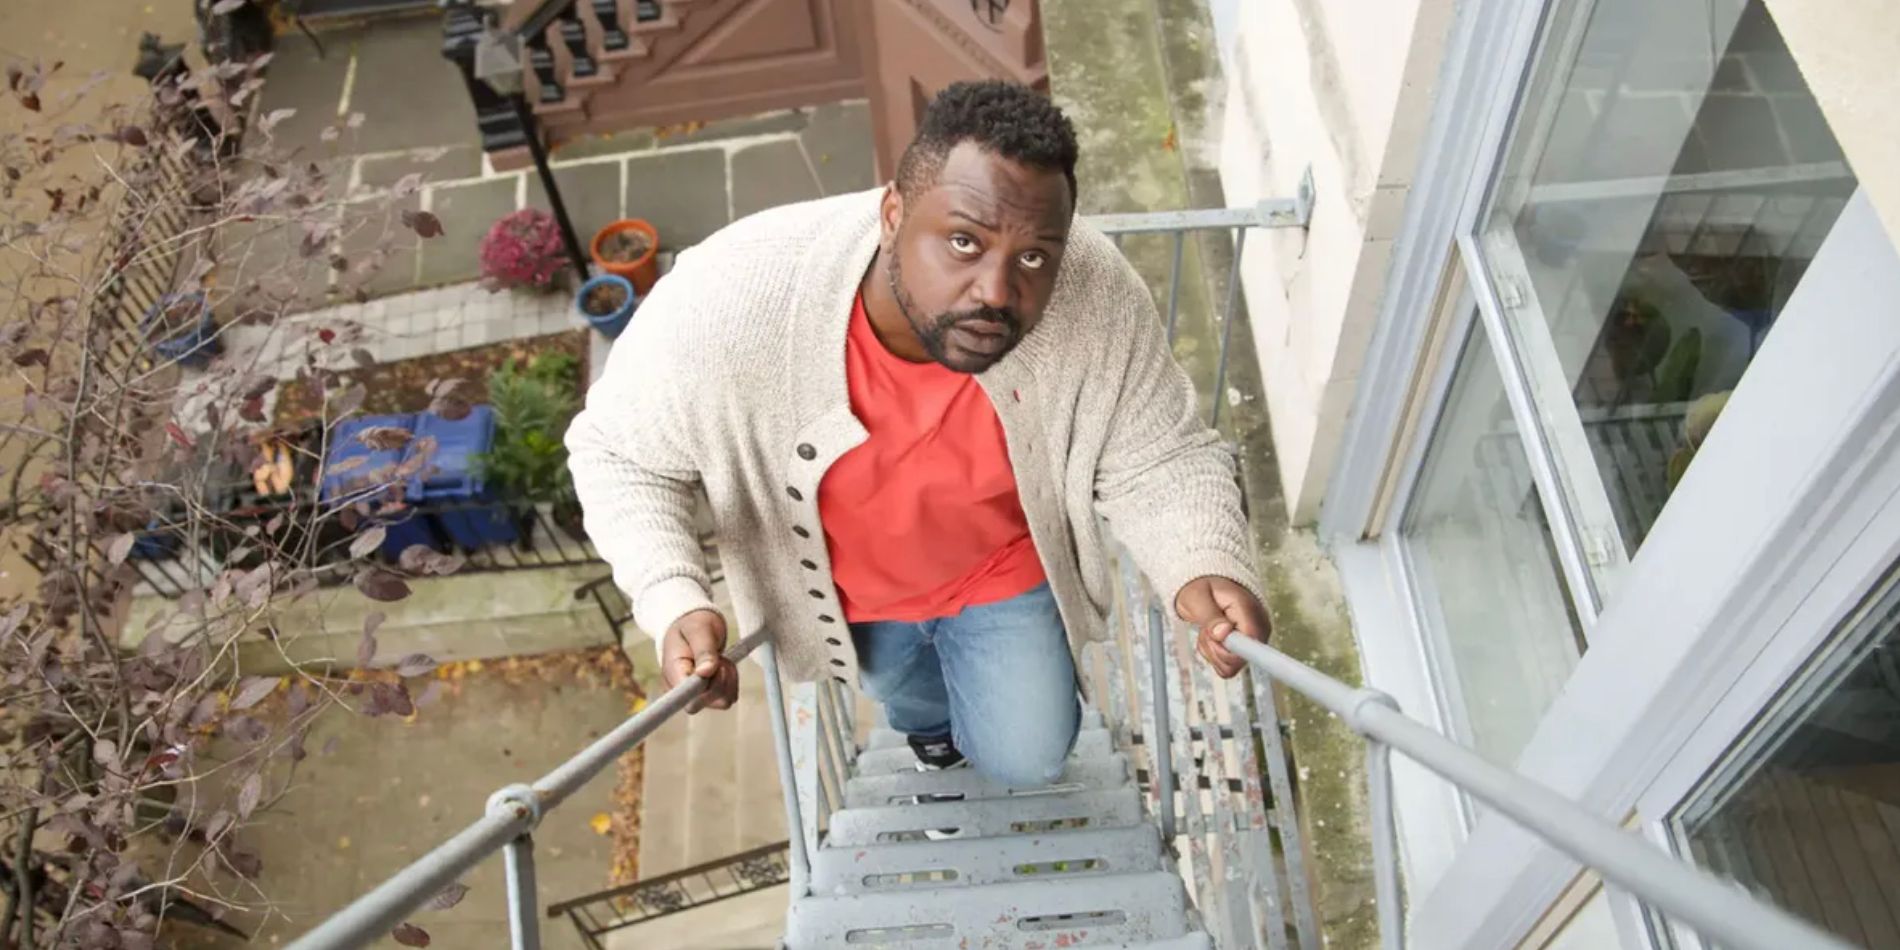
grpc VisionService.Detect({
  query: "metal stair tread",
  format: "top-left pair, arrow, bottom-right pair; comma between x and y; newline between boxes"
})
825,786 -> 1144,847
865,710 -> 1104,751
855,727 -> 1114,775
810,823 -> 1163,895
844,752 -> 1130,808
783,870 -> 1193,949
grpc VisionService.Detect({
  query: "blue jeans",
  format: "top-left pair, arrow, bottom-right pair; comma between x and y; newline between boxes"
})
850,582 -> 1081,788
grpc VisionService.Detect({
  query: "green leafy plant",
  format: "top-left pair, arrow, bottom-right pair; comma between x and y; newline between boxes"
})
478,354 -> 581,506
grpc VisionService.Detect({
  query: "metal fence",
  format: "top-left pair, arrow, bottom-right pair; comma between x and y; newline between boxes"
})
112,496 -> 604,599
546,840 -> 792,948
281,206 -> 1855,950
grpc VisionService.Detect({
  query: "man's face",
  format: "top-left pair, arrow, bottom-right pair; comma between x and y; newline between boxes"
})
881,142 -> 1074,373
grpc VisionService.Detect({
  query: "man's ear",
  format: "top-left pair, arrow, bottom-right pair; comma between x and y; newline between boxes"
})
878,183 -> 903,248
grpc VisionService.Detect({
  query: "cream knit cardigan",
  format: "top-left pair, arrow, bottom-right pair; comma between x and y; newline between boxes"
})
566,189 -> 1262,684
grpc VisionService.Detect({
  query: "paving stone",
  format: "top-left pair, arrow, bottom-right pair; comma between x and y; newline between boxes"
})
528,161 -> 624,254
656,108 -> 808,147
731,138 -> 823,219
254,28 -> 356,155
418,178 -> 519,286
339,195 -> 422,299
552,127 -> 657,161
800,100 -> 878,195
623,148 -> 731,247
346,15 -> 479,154
355,145 -> 484,191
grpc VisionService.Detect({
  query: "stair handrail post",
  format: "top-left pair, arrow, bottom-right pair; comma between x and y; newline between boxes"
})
758,640 -> 813,899
1145,602 -> 1178,845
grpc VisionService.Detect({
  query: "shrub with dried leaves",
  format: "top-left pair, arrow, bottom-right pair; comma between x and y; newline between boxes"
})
0,44 -> 460,949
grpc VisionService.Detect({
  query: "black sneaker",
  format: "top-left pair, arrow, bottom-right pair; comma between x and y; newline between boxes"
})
907,734 -> 967,771
906,734 -> 968,840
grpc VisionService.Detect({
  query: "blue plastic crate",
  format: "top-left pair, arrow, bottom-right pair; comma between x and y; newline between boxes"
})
322,414 -> 440,561
406,405 -> 520,550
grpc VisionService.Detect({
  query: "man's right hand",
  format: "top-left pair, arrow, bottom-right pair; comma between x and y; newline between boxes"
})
661,609 -> 739,713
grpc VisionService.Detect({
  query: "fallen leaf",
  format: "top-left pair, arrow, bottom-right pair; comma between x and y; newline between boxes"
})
425,881 -> 468,910
237,773 -> 263,818
589,813 -> 612,835
401,209 -> 444,239
390,923 -> 430,947
396,653 -> 437,677
337,835 -> 351,849
230,676 -> 279,710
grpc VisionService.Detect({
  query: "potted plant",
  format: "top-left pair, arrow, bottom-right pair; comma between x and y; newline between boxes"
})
477,352 -> 587,543
575,273 -> 638,339
480,208 -> 571,292
141,291 -> 221,368
590,218 -> 660,294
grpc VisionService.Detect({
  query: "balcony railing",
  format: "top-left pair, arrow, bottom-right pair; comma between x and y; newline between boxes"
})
281,205 -> 1854,950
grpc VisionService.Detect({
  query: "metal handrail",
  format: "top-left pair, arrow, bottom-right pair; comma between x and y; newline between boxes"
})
1221,636 -> 1853,950
285,628 -> 777,950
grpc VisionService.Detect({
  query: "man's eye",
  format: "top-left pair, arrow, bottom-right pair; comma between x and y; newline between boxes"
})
1020,251 -> 1048,270
949,234 -> 978,255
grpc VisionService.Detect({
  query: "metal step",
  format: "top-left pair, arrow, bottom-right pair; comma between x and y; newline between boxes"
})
855,727 -> 1115,776
810,823 -> 1164,895
844,753 -> 1130,808
783,870 -> 1195,948
1133,935 -> 1216,949
826,787 -> 1143,847
865,709 -> 1105,751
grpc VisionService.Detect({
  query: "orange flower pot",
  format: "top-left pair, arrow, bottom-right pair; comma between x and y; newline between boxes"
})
591,219 -> 660,295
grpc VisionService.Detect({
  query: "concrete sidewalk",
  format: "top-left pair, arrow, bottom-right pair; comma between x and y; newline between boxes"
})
254,14 -> 875,297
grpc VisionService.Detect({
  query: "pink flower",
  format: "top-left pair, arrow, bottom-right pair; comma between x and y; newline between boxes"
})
478,209 -> 569,290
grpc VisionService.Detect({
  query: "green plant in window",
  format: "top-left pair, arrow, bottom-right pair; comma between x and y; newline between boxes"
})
1653,327 -> 1702,404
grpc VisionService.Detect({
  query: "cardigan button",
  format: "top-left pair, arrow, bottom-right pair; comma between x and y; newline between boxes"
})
808,589 -> 825,599
797,443 -> 817,461
786,486 -> 803,501
833,675 -> 849,684
830,658 -> 847,667
825,637 -> 842,646
817,614 -> 835,623
800,559 -> 818,570
793,526 -> 811,539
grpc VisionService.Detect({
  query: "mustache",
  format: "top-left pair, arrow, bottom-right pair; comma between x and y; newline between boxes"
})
934,307 -> 1021,333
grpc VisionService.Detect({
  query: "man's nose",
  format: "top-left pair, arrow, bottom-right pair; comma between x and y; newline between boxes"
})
969,259 -> 1011,310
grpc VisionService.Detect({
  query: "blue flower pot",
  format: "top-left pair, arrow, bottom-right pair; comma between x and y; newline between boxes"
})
576,274 -> 638,339
142,292 -> 221,368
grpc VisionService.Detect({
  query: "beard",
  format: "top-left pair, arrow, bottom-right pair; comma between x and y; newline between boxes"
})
887,242 -> 1023,374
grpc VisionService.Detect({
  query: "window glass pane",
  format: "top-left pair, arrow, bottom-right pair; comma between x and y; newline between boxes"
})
1478,0 -> 1857,588
1401,327 -> 1585,767
1665,561 -> 1900,948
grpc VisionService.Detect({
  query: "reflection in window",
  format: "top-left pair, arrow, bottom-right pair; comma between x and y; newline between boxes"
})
1401,328 -> 1585,768
1668,563 -> 1900,948
1483,0 -> 1856,558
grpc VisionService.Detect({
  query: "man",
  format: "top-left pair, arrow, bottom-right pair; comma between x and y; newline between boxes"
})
567,81 -> 1269,788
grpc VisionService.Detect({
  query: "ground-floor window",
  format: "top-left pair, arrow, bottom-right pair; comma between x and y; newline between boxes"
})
1397,0 -> 1858,775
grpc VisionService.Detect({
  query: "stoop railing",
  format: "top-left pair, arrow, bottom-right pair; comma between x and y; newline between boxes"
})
284,202 -> 1855,950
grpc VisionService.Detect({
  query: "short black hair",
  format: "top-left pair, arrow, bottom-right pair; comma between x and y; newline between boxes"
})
895,80 -> 1079,206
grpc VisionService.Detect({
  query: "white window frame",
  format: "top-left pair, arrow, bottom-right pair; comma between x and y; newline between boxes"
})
1321,0 -> 1900,945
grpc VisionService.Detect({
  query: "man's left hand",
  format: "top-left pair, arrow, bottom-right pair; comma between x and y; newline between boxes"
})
1175,576 -> 1272,679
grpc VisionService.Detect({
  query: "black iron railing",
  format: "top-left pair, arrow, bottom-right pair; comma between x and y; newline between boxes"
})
108,495 -> 603,600
546,841 -> 792,949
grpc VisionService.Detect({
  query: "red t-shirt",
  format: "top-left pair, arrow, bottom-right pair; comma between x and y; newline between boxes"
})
817,294 -> 1047,623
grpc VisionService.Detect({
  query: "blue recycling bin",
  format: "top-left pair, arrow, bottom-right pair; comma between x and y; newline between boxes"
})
407,405 -> 520,551
321,414 -> 440,562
